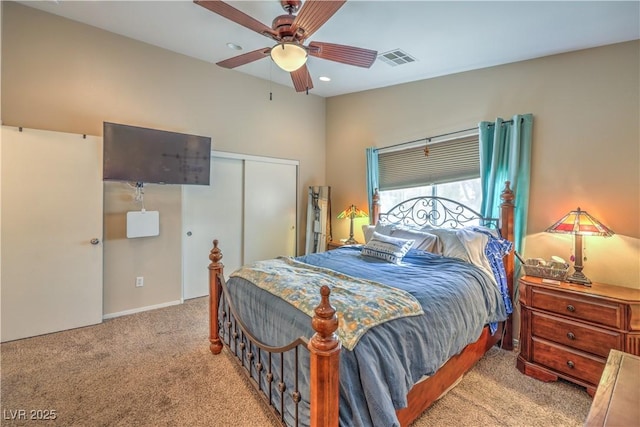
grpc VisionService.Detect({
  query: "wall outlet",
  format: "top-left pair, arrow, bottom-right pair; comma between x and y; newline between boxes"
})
136,276 -> 144,287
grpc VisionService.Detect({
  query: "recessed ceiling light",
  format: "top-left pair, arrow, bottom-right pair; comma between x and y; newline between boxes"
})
319,76 -> 331,82
226,43 -> 243,51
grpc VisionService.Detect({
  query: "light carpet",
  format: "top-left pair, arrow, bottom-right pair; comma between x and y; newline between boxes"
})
0,297 -> 592,426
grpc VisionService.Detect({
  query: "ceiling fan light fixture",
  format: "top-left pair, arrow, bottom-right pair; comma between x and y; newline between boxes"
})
270,42 -> 307,72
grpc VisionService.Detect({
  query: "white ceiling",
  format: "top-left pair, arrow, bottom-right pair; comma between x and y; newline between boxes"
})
18,0 -> 640,97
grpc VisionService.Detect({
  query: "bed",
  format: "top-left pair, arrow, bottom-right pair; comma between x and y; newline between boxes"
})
207,181 -> 515,427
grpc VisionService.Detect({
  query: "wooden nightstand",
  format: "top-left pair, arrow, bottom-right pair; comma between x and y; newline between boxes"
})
516,276 -> 640,396
326,240 -> 345,250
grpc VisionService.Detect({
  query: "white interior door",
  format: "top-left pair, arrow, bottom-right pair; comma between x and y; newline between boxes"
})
1,126 -> 103,342
182,156 -> 243,300
244,160 -> 297,263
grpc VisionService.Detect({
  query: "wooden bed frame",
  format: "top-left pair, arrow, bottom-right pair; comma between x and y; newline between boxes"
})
207,181 -> 515,427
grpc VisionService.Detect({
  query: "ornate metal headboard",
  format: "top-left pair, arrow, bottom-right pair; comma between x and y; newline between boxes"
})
378,196 -> 499,229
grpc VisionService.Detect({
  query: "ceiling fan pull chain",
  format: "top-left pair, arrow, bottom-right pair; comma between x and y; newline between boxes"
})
269,60 -> 273,101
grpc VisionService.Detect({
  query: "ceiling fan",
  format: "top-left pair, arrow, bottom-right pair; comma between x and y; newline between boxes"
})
194,0 -> 378,93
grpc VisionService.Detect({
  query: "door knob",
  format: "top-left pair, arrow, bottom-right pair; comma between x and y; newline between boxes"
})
90,238 -> 100,245
187,231 -> 192,236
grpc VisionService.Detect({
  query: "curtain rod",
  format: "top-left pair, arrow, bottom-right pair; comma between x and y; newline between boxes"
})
487,118 -> 520,126
377,117 -> 522,153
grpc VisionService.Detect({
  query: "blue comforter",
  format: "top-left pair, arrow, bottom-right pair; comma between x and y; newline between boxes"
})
221,246 -> 508,427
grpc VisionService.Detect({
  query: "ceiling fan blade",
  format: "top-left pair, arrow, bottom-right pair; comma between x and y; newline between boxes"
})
308,42 -> 377,68
194,0 -> 277,39
216,48 -> 271,69
291,64 -> 314,93
291,0 -> 346,40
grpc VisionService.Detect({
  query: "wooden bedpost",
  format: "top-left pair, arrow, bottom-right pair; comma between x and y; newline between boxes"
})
208,239 -> 224,354
371,189 -> 380,225
308,286 -> 341,427
500,181 -> 516,351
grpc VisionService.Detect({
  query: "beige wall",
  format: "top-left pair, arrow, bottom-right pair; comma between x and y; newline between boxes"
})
2,1 -> 638,323
327,41 -> 640,289
1,2 -> 326,315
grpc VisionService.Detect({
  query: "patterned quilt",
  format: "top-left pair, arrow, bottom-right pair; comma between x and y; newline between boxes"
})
230,256 -> 424,350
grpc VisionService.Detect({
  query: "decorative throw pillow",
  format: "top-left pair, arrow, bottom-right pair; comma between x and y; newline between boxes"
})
389,228 -> 439,253
361,231 -> 414,264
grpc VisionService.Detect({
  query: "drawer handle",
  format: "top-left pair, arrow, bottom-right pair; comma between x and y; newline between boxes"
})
566,304 -> 576,312
567,332 -> 576,340
567,360 -> 575,369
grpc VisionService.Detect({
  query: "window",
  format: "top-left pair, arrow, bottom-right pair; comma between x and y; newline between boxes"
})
377,134 -> 481,213
379,178 -> 482,213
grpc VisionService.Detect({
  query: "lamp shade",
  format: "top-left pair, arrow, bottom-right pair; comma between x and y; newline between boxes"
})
545,207 -> 613,286
337,205 -> 368,219
337,204 -> 368,245
270,42 -> 307,72
545,207 -> 614,236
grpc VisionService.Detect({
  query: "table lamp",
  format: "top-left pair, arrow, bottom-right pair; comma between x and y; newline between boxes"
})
545,207 -> 614,286
337,204 -> 368,244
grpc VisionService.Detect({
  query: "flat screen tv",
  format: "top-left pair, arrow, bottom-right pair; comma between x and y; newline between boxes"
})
103,122 -> 211,185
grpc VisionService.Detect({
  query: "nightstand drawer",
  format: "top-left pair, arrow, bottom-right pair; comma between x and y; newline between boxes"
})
532,338 -> 605,385
530,287 -> 623,329
531,311 -> 623,358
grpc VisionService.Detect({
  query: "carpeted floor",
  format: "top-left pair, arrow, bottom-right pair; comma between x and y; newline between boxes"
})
0,297 -> 592,426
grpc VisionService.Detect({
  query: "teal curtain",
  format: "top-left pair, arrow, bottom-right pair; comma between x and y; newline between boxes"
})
479,114 -> 533,277
365,147 -> 379,219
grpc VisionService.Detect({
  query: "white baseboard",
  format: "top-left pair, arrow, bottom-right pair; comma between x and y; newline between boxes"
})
102,300 -> 182,320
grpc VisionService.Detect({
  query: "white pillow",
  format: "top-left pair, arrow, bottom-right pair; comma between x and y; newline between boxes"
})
421,225 -> 497,281
456,228 -> 493,278
389,228 -> 439,253
361,231 -> 414,264
361,225 -> 375,243
469,224 -> 500,238
420,225 -> 467,261
373,221 -> 396,236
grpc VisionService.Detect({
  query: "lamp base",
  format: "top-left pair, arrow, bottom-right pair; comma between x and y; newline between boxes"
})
344,237 -> 359,245
566,271 -> 592,287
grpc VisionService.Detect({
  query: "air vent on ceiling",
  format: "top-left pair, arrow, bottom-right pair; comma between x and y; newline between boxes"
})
378,49 -> 417,67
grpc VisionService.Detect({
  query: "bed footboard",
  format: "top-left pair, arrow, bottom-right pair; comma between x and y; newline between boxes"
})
207,240 -> 340,427
208,240 -> 224,355
308,286 -> 341,426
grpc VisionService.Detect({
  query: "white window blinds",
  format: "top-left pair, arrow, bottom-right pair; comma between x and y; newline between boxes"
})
378,135 -> 479,191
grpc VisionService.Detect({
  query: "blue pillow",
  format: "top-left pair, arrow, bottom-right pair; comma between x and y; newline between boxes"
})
361,231 -> 414,264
